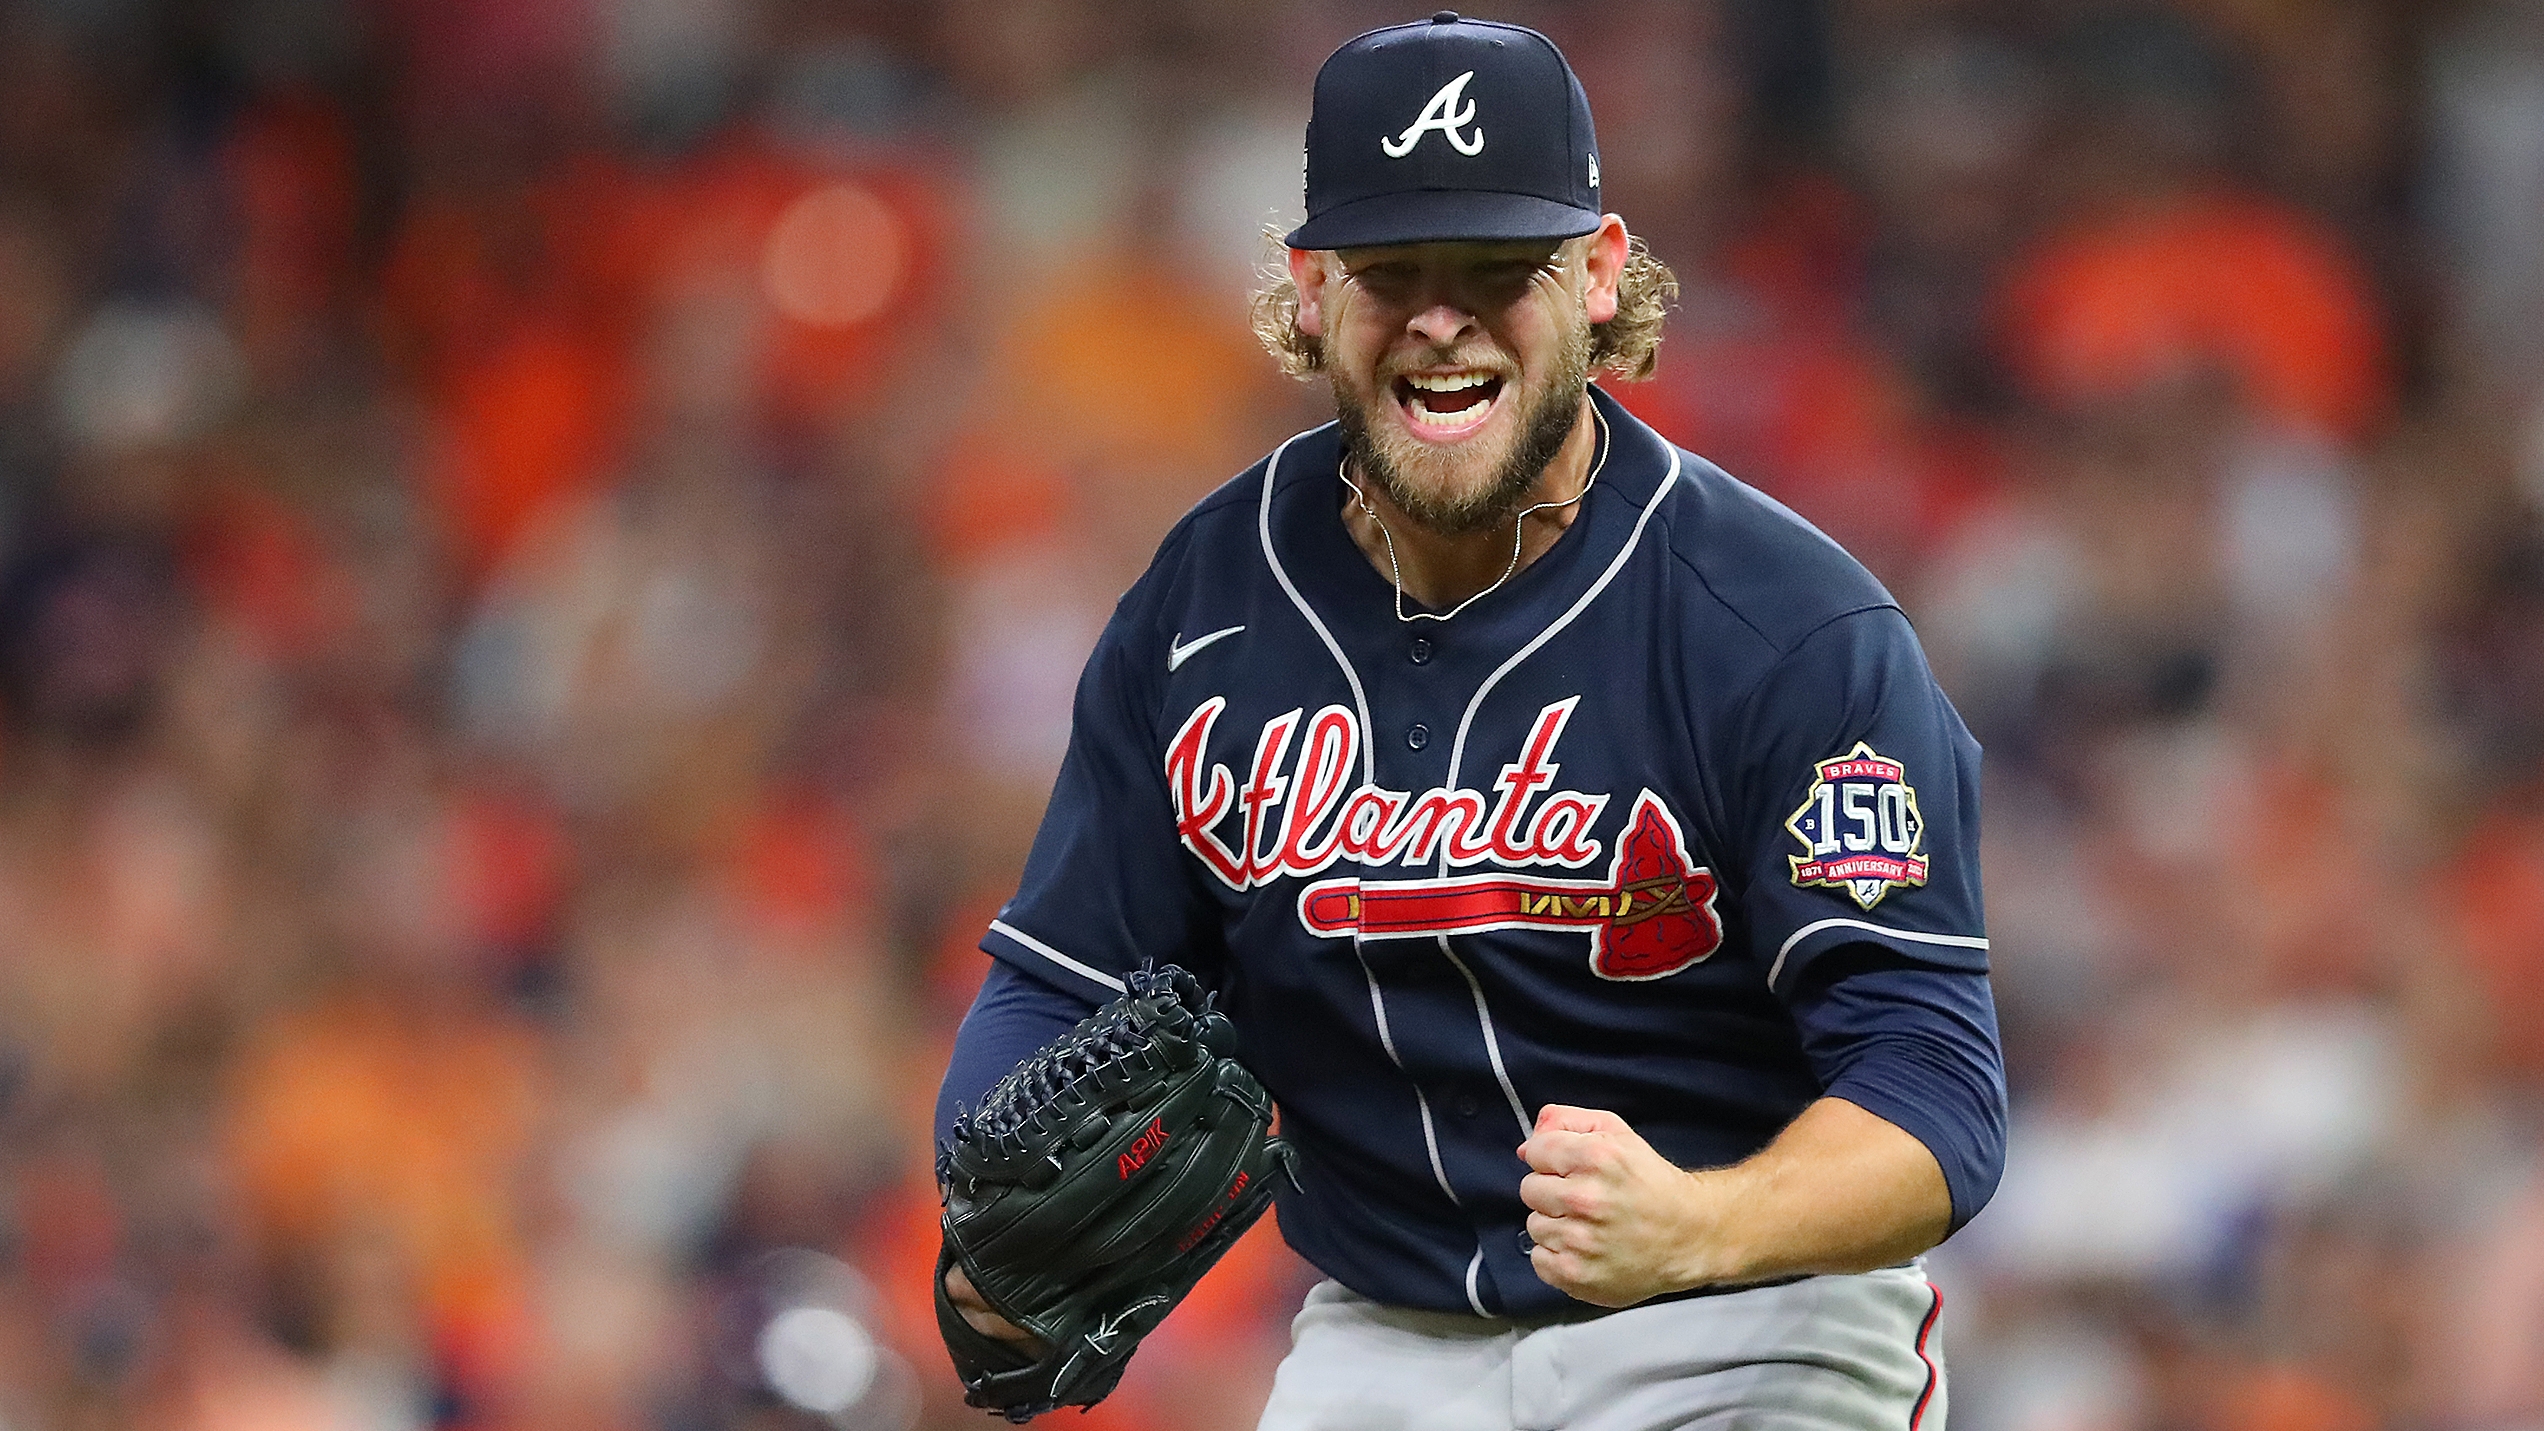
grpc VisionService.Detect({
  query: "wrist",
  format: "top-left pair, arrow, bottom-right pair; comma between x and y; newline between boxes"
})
1666,1167 -> 1750,1290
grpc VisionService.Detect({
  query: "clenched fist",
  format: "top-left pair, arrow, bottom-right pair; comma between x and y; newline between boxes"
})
1517,1096 -> 1958,1306
1517,1103 -> 1729,1306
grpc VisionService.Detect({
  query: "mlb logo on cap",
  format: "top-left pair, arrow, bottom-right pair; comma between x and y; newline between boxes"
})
1288,11 -> 1603,251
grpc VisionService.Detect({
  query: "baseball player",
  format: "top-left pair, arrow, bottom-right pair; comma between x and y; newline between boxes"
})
937,14 -> 2006,1430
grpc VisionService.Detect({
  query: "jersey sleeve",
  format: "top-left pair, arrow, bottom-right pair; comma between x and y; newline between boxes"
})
1724,605 -> 1987,989
978,560 -> 1226,999
1722,604 -> 2006,1229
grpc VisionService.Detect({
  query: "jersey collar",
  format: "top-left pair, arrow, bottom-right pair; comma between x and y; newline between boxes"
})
1264,384 -> 1676,648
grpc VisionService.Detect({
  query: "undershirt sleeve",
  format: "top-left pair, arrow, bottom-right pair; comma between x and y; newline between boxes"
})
1779,949 -> 2006,1229
933,959 -> 1102,1149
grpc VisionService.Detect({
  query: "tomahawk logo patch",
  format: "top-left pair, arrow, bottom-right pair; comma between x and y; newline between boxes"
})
1785,742 -> 1928,910
1298,790 -> 1724,982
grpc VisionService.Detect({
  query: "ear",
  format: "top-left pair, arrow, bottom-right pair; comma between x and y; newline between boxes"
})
1287,247 -> 1332,338
1580,216 -> 1628,326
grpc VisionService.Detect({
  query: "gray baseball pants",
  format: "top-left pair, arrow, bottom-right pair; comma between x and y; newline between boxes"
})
1255,1265 -> 1945,1431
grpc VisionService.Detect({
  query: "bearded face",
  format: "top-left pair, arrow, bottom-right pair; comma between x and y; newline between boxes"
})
1316,240 -> 1598,536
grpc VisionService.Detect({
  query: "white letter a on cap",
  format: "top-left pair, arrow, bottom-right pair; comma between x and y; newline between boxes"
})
1382,71 -> 1483,158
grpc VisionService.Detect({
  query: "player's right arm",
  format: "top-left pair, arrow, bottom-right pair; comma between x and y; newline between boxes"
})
935,959 -> 1098,1346
934,960 -> 1099,1146
931,512 -> 1228,1342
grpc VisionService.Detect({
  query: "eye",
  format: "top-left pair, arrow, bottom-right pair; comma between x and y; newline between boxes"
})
1347,262 -> 1417,295
1474,260 -> 1552,297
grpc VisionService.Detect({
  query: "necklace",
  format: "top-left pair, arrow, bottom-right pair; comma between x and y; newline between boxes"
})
1339,403 -> 1610,624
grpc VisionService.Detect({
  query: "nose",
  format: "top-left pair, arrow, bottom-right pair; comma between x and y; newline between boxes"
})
1406,299 -> 1477,348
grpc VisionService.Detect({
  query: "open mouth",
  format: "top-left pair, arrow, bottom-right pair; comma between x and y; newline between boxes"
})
1393,370 -> 1505,436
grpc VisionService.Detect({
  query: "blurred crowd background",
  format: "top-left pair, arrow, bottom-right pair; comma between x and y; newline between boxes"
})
0,0 -> 2540,1427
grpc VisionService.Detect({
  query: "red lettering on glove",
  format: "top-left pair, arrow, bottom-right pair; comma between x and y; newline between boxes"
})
1117,1117 -> 1171,1180
1174,1171 -> 1252,1253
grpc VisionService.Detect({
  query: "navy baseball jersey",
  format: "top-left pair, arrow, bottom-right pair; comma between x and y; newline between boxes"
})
952,387 -> 2005,1319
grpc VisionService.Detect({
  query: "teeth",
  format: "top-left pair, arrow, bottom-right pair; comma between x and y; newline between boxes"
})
1412,400 -> 1488,427
1402,370 -> 1496,429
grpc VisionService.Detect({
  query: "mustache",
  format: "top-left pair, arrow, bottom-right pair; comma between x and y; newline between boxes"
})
1378,347 -> 1513,380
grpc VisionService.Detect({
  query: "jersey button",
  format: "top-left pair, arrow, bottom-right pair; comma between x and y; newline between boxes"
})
1406,723 -> 1429,750
1454,1093 -> 1480,1118
1409,637 -> 1432,665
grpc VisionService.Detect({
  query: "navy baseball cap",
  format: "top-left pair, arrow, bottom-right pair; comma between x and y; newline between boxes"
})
1287,11 -> 1602,251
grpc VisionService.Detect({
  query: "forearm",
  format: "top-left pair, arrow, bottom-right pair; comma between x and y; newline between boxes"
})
1519,1096 -> 1952,1307
1675,1096 -> 1951,1287
936,959 -> 1100,1148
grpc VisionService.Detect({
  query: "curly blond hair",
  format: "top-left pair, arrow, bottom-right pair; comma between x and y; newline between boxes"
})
1250,231 -> 1678,383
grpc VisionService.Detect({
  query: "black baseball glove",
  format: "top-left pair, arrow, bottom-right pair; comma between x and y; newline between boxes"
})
935,965 -> 1296,1423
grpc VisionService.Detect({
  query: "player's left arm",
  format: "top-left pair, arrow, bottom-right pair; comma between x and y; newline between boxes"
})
1523,603 -> 2003,1306
1519,1095 -> 1948,1306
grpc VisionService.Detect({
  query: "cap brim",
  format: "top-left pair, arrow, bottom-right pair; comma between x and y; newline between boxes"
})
1285,189 -> 1601,250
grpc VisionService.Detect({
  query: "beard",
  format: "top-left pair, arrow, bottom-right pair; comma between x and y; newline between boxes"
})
1332,317 -> 1593,537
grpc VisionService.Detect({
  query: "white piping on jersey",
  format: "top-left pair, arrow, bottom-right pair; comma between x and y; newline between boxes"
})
1359,954 -> 1463,1209
987,919 -> 1128,994
1259,427 -> 1377,786
1413,1082 -> 1459,1209
1463,1249 -> 1489,1317
1441,444 -> 1681,788
1437,940 -> 1533,1139
1428,443 -> 1683,1141
1766,918 -> 1990,990
1259,429 -> 1466,1213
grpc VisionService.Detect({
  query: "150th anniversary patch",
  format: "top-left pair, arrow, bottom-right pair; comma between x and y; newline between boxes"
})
1785,742 -> 1928,910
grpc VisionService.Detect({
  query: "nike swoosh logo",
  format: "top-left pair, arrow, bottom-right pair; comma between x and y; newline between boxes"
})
1167,625 -> 1245,671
